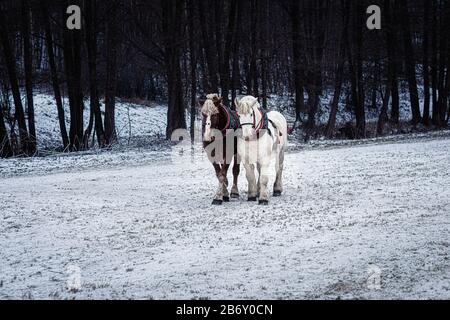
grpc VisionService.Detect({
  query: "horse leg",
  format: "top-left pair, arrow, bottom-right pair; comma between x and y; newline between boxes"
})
230,156 -> 240,198
273,148 -> 284,197
221,164 -> 231,202
258,162 -> 271,205
244,163 -> 258,201
256,163 -> 261,198
212,163 -> 225,205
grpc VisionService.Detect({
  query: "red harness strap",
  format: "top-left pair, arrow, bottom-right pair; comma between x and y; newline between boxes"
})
255,109 -> 264,134
219,105 -> 231,134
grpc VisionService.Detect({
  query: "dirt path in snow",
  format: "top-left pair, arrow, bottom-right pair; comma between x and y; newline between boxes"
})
1,137 -> 449,299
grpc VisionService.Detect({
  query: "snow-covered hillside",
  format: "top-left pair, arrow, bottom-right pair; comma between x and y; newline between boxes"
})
267,83 -> 430,127
31,85 -> 425,151
1,135 -> 449,299
33,93 -> 168,150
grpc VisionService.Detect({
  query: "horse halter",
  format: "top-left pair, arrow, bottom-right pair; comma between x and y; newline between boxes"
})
239,106 -> 262,130
202,99 -> 232,136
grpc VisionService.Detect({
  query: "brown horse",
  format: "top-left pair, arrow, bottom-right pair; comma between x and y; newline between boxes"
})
200,94 -> 240,205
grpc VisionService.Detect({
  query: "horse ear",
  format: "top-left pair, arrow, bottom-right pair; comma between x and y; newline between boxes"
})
234,97 -> 239,109
212,95 -> 222,105
197,99 -> 205,108
249,97 -> 258,108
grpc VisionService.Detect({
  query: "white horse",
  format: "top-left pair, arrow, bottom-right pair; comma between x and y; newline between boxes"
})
234,96 -> 288,205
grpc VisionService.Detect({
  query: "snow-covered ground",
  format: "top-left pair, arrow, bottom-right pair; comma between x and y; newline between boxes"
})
1,135 -> 449,299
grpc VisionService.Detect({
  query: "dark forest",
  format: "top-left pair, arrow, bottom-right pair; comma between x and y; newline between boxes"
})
0,0 -> 449,157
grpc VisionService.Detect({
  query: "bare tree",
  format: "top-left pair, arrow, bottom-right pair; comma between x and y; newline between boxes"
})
326,0 -> 349,138
41,0 -> 69,150
21,0 -> 36,154
104,0 -> 119,145
0,4 -> 30,155
84,0 -> 106,148
62,0 -> 84,151
399,0 -> 421,125
188,0 -> 197,141
162,0 -> 186,138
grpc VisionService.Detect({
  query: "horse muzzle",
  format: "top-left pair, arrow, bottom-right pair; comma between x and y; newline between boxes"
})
203,136 -> 215,142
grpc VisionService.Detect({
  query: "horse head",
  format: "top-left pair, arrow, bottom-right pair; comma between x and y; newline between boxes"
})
234,96 -> 260,141
200,94 -> 223,142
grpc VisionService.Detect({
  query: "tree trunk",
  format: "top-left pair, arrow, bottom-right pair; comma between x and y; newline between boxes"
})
0,96 -> 13,157
260,0 -> 269,109
21,0 -> 36,154
325,0 -> 349,138
188,0 -> 197,141
220,0 -> 237,106
437,0 -> 450,127
379,0 -> 395,134
386,0 -> 399,124
355,2 -> 365,138
305,0 -> 326,136
62,0 -> 84,151
198,0 -> 219,93
0,5 -> 30,155
399,0 -> 421,125
431,0 -> 439,125
249,0 -> 259,97
41,0 -> 69,150
290,0 -> 305,125
104,0 -> 119,145
377,87 -> 391,136
348,1 -> 365,138
162,0 -> 187,139
84,0 -> 106,148
230,0 -> 242,109
422,0 -> 431,126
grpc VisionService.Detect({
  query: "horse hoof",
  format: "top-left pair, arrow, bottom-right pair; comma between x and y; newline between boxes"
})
223,196 -> 230,202
273,191 -> 282,197
258,200 -> 269,205
230,193 -> 239,199
212,199 -> 223,205
248,197 -> 257,202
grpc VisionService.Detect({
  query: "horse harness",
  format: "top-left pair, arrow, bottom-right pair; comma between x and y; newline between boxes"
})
239,108 -> 276,138
203,103 -> 278,139
220,104 -> 240,134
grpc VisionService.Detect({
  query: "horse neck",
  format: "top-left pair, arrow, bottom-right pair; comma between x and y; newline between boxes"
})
253,105 -> 262,128
216,105 -> 228,131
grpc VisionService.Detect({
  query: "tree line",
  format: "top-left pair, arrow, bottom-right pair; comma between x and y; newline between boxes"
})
0,0 -> 449,158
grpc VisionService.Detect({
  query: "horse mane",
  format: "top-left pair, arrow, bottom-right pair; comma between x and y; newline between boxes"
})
201,93 -> 221,116
236,96 -> 259,114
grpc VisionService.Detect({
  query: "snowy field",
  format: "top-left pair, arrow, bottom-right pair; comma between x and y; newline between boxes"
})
1,135 -> 449,299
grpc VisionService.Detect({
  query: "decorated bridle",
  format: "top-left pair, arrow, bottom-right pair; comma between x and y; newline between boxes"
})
238,102 -> 264,132
201,96 -> 232,135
